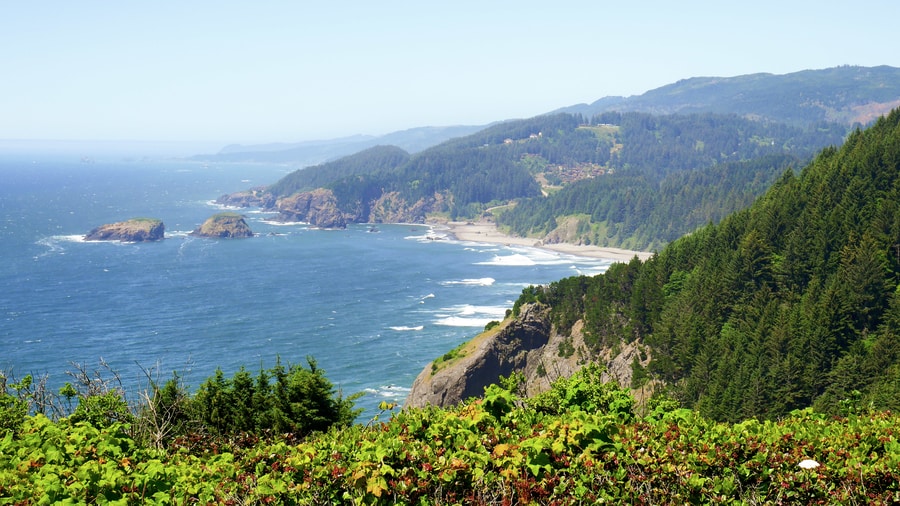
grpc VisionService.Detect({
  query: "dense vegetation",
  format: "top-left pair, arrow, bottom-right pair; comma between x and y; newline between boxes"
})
516,108 -> 900,422
267,145 -> 411,197
0,358 -> 359,448
497,112 -> 846,250
499,154 -> 799,251
3,366 -> 899,503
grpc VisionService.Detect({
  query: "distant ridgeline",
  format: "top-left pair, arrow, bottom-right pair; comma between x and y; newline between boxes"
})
217,65 -> 900,251
504,109 -> 900,421
555,65 -> 900,126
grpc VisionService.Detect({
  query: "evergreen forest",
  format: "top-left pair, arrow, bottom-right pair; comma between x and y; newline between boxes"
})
517,108 -> 900,421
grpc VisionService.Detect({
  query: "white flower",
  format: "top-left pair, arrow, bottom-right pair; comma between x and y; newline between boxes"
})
798,459 -> 820,469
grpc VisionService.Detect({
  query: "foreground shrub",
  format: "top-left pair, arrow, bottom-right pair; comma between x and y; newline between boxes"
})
4,372 -> 900,504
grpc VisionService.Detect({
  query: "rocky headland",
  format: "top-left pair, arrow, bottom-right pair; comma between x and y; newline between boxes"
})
216,187 -> 275,209
271,189 -> 347,228
405,302 -> 651,409
216,187 -> 438,228
84,218 -> 165,242
191,212 -> 254,238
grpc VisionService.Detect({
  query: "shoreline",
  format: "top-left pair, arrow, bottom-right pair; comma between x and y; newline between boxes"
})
434,220 -> 654,263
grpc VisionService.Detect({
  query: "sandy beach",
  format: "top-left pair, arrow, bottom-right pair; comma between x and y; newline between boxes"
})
436,220 -> 653,262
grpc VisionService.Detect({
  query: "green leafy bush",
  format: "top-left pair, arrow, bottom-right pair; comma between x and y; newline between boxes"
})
5,370 -> 900,504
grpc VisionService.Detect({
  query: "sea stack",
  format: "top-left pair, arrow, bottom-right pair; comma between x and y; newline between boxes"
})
191,212 -> 254,238
84,218 -> 165,242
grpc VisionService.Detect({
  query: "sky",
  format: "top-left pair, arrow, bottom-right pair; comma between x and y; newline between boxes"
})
2,0 -> 899,150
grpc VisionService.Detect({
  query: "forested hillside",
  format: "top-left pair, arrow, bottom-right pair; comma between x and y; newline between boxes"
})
498,112 -> 845,250
232,111 -> 846,233
266,145 -> 411,197
500,155 -> 796,251
517,108 -> 900,421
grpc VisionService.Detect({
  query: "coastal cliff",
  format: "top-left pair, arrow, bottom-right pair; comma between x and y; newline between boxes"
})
216,187 -> 275,209
271,189 -> 347,228
405,302 -> 650,409
216,187 -> 441,228
191,212 -> 254,238
84,218 -> 165,242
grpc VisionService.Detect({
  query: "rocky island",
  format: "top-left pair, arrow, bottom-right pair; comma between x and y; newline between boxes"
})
191,212 -> 254,238
84,218 -> 165,242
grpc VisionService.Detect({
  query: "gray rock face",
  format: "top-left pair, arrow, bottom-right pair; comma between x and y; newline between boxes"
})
272,188 -> 347,228
405,304 -> 551,408
405,302 -> 652,409
368,191 -> 438,224
215,188 -> 275,209
85,218 -> 165,242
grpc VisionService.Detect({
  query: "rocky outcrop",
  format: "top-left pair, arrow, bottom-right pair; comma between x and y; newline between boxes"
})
368,191 -> 441,224
272,188 -> 347,228
405,302 -> 652,409
406,304 -> 551,408
85,218 -> 165,242
191,212 -> 254,238
543,215 -> 592,245
215,187 -> 275,209
215,184 -> 449,227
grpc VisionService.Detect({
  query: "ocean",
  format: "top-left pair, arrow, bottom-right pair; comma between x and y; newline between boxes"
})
0,149 -> 614,419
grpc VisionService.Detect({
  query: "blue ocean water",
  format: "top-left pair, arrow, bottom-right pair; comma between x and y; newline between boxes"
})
0,152 -> 614,419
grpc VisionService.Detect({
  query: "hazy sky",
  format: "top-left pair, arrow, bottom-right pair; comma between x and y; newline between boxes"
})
2,1 -> 899,146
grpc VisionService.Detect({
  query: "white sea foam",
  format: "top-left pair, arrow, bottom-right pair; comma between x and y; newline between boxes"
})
205,199 -> 242,210
260,220 -> 309,227
405,226 -> 449,243
389,325 -> 424,331
364,385 -> 412,398
55,234 -> 87,243
440,277 -> 495,286
434,316 -> 496,327
454,304 -> 508,317
573,265 -> 610,276
34,235 -> 75,258
433,303 -> 508,327
475,246 -> 612,270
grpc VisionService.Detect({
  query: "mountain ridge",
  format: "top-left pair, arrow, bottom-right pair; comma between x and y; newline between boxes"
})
555,65 -> 900,126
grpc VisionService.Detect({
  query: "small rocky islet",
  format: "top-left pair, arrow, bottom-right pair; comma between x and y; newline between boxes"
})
189,212 -> 254,238
84,218 -> 165,242
85,213 -> 254,242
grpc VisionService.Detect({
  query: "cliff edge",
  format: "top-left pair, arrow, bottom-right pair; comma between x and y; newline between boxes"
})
405,302 -> 651,409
